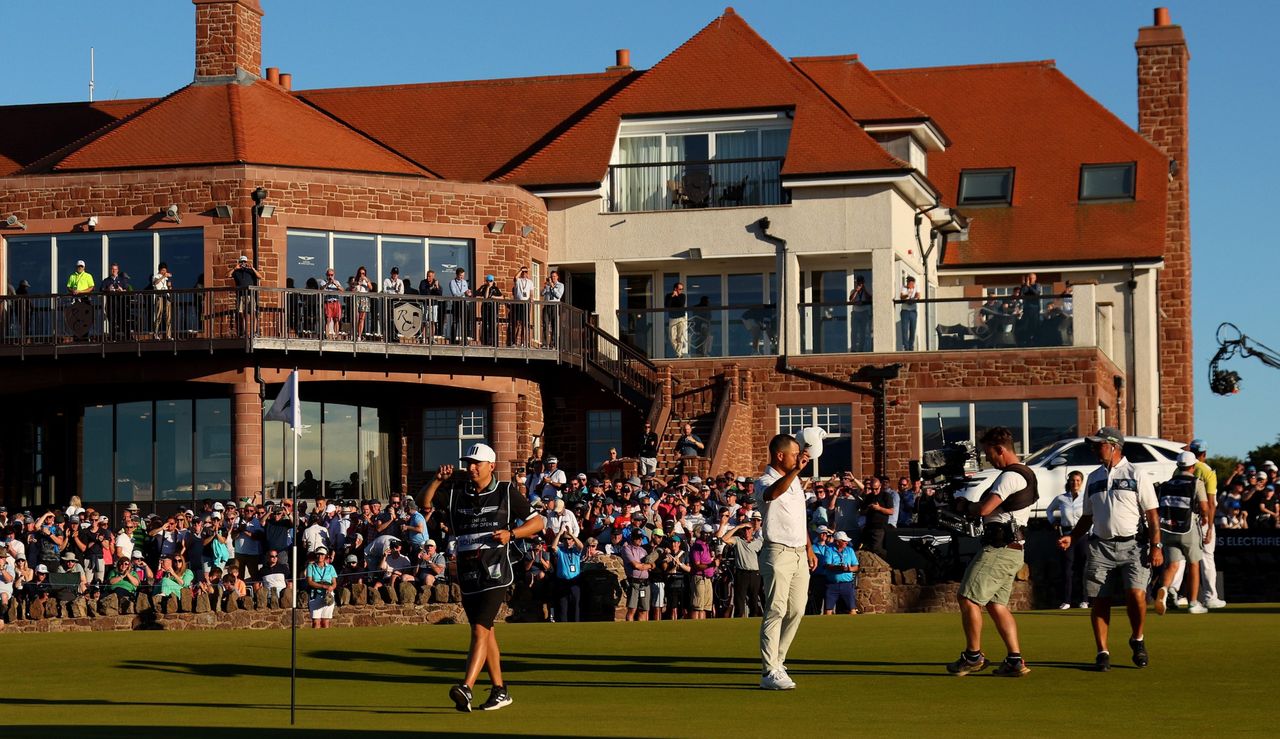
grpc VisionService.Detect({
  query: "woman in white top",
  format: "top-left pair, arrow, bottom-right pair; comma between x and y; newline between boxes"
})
353,266 -> 373,339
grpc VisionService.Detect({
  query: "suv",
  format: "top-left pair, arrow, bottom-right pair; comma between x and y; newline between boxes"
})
959,436 -> 1186,518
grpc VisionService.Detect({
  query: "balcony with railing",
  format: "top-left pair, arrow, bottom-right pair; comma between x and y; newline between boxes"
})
606,157 -> 786,213
617,303 -> 778,359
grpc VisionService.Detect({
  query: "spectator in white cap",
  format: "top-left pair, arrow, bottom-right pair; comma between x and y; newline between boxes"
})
67,259 -> 95,296
228,254 -> 263,337
821,531 -> 859,615
532,456 -> 566,501
1167,438 -> 1226,610
417,540 -> 446,591
306,547 -> 337,628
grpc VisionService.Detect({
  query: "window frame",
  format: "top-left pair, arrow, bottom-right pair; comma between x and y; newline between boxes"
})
957,167 -> 1015,206
286,229 -> 474,289
920,398 -> 1078,459
421,407 -> 488,469
776,404 -> 853,478
1078,162 -> 1137,202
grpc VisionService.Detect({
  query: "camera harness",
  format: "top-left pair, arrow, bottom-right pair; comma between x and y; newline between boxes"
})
981,464 -> 1038,547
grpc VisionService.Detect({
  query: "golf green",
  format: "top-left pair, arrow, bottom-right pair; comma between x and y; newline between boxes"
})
5,606 -> 1276,737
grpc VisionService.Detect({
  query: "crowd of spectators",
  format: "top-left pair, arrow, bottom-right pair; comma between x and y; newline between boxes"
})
1215,461 -> 1279,530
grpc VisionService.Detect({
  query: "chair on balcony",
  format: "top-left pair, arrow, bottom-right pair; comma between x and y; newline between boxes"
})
682,171 -> 713,208
718,175 -> 749,207
667,179 -> 686,208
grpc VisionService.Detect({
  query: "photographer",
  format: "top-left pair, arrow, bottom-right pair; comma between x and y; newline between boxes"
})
551,528 -> 583,623
821,531 -> 859,615
946,426 -> 1035,677
859,477 -> 893,558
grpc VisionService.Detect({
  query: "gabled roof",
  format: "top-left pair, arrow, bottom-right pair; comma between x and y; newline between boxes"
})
878,61 -> 1168,268
790,55 -> 926,122
497,9 -> 907,188
28,79 -> 429,177
299,71 -> 633,183
0,98 -> 153,176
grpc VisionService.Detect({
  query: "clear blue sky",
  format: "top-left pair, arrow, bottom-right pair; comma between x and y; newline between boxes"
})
1,1 -> 1275,458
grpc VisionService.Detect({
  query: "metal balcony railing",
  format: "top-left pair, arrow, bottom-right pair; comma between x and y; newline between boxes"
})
606,157 -> 787,213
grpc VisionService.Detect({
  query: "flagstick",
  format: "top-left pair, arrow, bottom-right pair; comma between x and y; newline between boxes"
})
290,368 -> 299,726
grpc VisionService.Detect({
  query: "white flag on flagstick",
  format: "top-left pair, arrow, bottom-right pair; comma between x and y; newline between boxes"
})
264,370 -> 301,435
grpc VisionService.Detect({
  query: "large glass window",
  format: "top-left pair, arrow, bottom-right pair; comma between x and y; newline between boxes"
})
381,238 -> 425,288
115,401 -> 154,504
156,400 -> 194,501
429,240 -> 472,282
264,400 -> 388,501
1080,163 -> 1135,201
685,273 -> 722,358
159,231 -> 204,290
5,230 -> 202,296
286,230 -> 473,291
333,234 -> 376,288
195,399 -> 232,498
6,235 -> 53,294
106,233 -> 153,291
921,399 -> 1078,458
586,410 -> 622,469
322,403 -> 360,498
777,404 -> 853,478
287,231 -> 329,286
81,405 -> 113,503
57,234 -> 104,294
958,168 -> 1014,205
423,408 -> 488,468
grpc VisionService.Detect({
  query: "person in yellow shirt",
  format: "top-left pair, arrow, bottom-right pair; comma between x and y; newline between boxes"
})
66,260 -> 95,295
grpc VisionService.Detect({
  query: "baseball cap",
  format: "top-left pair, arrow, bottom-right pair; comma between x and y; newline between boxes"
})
345,554 -> 358,564
701,524 -> 715,533
132,551 -> 144,559
627,476 -> 642,487
391,266 -> 400,274
239,255 -> 249,262
460,443 -> 496,464
1176,451 -> 1197,468
750,511 -> 762,520
75,260 -> 85,267
546,456 -> 558,464
485,274 -> 495,282
834,531 -> 851,542
817,525 -> 831,534
126,503 -> 140,512
325,504 -> 337,514
313,546 -> 329,556
61,550 -> 77,561
690,476 -> 702,484
36,564 -> 48,573
1188,439 -> 1207,454
213,502 -> 224,511
1086,427 -> 1124,446
576,473 -> 587,480
425,539 -> 437,548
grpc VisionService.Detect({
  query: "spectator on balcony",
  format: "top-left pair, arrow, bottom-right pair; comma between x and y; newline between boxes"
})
741,304 -> 775,354
382,266 -> 404,338
445,268 -> 472,344
66,259 -> 95,296
1016,272 -> 1042,346
419,270 -> 442,342
509,266 -> 534,347
353,266 -> 374,340
675,423 -> 704,475
900,275 -> 919,350
228,255 -> 262,338
100,263 -> 131,340
476,274 -> 503,347
151,262 -> 174,340
320,269 -> 345,339
849,275 -> 872,352
541,270 -> 564,347
666,281 -> 688,358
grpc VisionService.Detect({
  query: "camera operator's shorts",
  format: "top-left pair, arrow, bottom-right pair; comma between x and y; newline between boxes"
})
691,575 -> 714,610
1084,537 -> 1150,599
958,545 -> 1024,606
461,588 -> 506,629
1161,530 -> 1202,564
626,579 -> 650,610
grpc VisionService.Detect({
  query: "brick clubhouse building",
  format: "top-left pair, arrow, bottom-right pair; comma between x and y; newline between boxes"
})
0,1 -> 1192,517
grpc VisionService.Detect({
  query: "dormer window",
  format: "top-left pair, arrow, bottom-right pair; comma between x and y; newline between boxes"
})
607,113 -> 791,213
957,168 -> 1014,205
1079,162 -> 1135,201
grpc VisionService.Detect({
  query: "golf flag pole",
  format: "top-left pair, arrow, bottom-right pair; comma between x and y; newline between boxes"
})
264,369 -> 301,724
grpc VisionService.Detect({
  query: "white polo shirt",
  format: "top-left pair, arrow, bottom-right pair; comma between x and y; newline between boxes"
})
1083,457 -> 1158,539
755,466 -> 807,548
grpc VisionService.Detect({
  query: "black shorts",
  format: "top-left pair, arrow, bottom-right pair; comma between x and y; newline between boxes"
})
461,588 -> 506,628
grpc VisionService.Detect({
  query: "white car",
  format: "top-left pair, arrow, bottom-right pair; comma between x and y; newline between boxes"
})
960,436 -> 1186,518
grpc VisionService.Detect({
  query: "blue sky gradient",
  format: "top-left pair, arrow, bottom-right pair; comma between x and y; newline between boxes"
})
1,1 -> 1275,457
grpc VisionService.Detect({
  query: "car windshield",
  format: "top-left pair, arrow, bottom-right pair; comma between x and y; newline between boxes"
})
1023,440 -> 1069,465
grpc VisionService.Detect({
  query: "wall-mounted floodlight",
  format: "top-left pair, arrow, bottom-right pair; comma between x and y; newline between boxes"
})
4,215 -> 25,229
213,204 -> 233,219
163,204 -> 181,223
488,219 -> 507,234
687,247 -> 703,260
86,215 -> 99,231
520,225 -> 535,238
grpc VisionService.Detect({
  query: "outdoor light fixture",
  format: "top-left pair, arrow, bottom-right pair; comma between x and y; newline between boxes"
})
488,219 -> 507,234
3,215 -> 25,230
250,187 -> 271,269
213,204 -> 233,219
687,247 -> 703,260
163,204 -> 181,223
86,215 -> 99,231
521,225 -> 535,238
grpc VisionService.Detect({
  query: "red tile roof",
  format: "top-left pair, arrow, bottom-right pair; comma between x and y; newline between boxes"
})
791,55 -> 926,122
878,61 -> 1168,267
30,80 -> 428,177
299,72 -> 632,183
497,9 -> 906,187
0,99 -> 152,176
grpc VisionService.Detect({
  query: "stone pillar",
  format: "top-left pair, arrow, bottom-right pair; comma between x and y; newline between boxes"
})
783,251 -> 801,355
492,392 -> 518,479
232,381 -> 263,501
1136,9 -> 1192,441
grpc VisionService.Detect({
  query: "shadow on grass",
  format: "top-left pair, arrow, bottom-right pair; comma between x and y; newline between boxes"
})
4,726 -> 648,739
2,697 -> 455,716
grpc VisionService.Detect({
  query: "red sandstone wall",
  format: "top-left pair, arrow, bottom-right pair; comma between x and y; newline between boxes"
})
195,0 -> 264,78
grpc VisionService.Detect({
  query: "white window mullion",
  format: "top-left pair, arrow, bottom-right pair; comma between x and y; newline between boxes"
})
50,235 -> 58,294
1021,402 -> 1031,457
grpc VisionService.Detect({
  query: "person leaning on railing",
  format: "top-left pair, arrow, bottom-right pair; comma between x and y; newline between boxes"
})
228,256 -> 262,338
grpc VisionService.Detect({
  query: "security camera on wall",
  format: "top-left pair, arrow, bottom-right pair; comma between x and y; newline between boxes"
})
86,215 -> 99,230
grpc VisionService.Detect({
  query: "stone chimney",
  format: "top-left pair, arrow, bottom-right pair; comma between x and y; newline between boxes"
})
194,0 -> 264,79
1136,7 -> 1192,441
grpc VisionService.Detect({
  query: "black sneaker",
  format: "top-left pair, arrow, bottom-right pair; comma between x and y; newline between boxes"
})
479,685 -> 513,711
946,652 -> 989,676
449,684 -> 473,713
1095,652 -> 1111,672
1129,638 -> 1149,668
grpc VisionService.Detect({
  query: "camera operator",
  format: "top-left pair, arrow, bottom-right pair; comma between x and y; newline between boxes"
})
859,477 -> 893,558
946,426 -> 1035,677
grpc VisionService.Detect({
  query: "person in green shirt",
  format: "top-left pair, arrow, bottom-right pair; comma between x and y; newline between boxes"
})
156,555 -> 193,610
66,260 -> 95,295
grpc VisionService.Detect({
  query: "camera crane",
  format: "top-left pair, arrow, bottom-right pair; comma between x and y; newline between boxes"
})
1209,322 -> 1280,395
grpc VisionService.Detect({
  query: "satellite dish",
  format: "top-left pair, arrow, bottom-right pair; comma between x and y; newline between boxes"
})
798,426 -> 827,459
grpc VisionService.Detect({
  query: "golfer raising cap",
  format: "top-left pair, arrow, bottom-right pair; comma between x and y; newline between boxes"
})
418,442 -> 543,713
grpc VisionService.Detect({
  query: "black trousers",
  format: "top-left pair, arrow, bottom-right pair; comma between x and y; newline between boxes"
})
733,569 -> 762,617
555,578 -> 581,622
1059,536 -> 1087,604
862,525 -> 887,558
